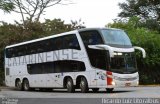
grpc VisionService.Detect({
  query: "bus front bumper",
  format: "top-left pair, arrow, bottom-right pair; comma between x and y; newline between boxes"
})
107,79 -> 139,88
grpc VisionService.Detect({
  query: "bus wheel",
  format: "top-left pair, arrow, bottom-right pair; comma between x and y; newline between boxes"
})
23,79 -> 30,91
106,88 -> 114,92
66,78 -> 75,93
16,80 -> 23,91
80,77 -> 88,93
92,88 -> 99,92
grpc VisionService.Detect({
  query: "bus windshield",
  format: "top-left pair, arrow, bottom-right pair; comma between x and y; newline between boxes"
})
101,29 -> 132,48
109,52 -> 137,74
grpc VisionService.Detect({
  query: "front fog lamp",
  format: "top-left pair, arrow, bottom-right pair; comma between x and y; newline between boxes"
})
111,81 -> 116,86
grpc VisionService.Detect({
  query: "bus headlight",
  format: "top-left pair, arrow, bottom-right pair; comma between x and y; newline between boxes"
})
113,52 -> 122,56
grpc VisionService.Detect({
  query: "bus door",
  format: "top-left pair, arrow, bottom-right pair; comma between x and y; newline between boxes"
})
53,73 -> 63,87
5,67 -> 12,86
53,61 -> 64,87
27,63 -> 47,87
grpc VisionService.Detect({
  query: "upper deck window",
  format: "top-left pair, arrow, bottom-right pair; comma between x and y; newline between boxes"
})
5,34 -> 80,58
79,30 -> 104,46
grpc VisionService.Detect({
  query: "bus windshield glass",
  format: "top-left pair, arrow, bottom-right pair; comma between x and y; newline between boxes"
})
110,52 -> 137,74
101,29 -> 132,48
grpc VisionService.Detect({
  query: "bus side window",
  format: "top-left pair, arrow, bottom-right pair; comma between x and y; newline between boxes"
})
17,46 -> 25,56
79,30 -> 104,46
12,47 -> 17,57
69,35 -> 80,50
29,42 -> 38,54
6,48 -> 13,58
54,37 -> 63,50
37,41 -> 45,53
45,39 -> 53,52
63,34 -> 80,50
54,60 -> 86,73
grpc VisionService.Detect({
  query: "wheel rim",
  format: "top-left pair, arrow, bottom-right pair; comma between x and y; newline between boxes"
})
67,81 -> 71,89
17,81 -> 21,89
80,80 -> 85,89
24,82 -> 29,90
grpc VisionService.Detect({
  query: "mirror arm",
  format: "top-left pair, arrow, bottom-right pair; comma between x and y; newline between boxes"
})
134,46 -> 146,58
88,44 -> 114,57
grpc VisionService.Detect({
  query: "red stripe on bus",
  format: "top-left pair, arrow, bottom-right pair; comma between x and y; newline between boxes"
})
107,71 -> 113,85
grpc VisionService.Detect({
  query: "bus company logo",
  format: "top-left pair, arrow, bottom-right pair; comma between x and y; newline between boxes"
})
6,49 -> 79,66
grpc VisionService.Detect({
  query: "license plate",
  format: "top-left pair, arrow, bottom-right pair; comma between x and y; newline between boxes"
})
125,83 -> 131,86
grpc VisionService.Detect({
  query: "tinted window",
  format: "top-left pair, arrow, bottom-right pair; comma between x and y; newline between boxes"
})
54,60 -> 85,73
27,60 -> 86,74
63,34 -> 80,50
87,49 -> 109,70
6,48 -> 13,58
27,62 -> 54,74
79,30 -> 109,70
53,37 -> 63,50
79,30 -> 104,46
5,34 -> 80,58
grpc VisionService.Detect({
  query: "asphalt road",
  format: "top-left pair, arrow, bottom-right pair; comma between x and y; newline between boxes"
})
0,86 -> 160,104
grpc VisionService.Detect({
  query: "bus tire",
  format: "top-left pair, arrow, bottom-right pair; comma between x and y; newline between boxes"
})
92,88 -> 99,92
15,79 -> 23,91
23,79 -> 30,91
66,78 -> 75,93
80,77 -> 88,93
106,88 -> 114,92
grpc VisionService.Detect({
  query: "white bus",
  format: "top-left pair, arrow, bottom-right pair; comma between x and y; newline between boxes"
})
4,28 -> 146,93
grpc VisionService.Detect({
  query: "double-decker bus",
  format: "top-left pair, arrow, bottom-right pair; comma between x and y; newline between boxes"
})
4,28 -> 146,93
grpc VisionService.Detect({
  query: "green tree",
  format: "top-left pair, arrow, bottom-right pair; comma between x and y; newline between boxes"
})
119,0 -> 160,20
118,0 -> 160,31
0,0 -> 14,12
43,19 -> 85,35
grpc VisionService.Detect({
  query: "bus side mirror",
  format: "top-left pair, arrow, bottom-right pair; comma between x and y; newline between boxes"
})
134,46 -> 146,58
88,44 -> 114,57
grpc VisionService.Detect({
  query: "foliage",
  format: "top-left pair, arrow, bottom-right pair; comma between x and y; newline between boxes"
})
0,0 -> 14,12
0,18 -> 85,86
107,17 -> 160,84
119,0 -> 160,20
0,70 -> 4,86
118,0 -> 160,32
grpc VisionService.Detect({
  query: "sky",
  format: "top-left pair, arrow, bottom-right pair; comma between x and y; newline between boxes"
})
0,0 -> 125,27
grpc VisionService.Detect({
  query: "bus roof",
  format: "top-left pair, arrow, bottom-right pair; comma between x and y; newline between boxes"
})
77,27 -> 122,32
5,30 -> 77,49
5,27 -> 123,49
